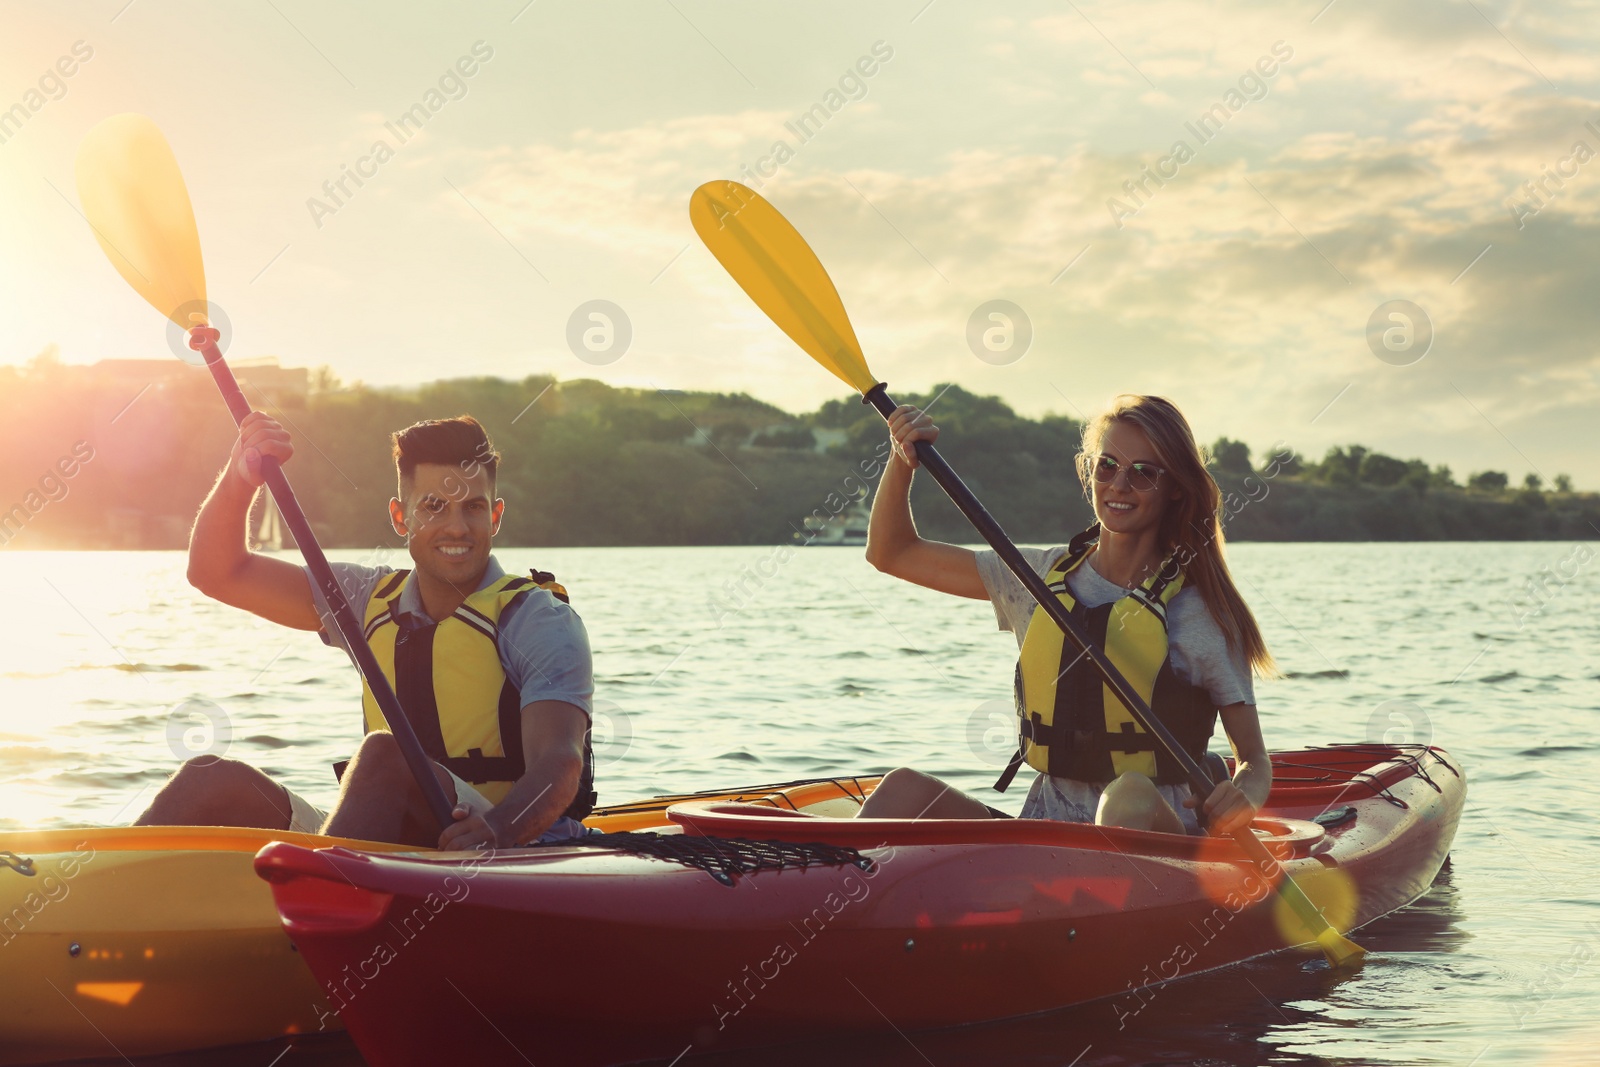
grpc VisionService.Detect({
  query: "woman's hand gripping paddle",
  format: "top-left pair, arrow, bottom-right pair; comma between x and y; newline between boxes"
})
689,179 -> 1365,969
75,114 -> 456,833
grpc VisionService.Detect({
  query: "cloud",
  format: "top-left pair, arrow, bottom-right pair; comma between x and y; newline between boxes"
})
437,25 -> 1600,422
41,0 -> 1592,483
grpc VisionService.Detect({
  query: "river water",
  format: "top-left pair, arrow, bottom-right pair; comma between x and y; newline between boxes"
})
0,543 -> 1596,1066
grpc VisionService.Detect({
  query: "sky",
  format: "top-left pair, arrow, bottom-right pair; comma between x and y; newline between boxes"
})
2,0 -> 1597,487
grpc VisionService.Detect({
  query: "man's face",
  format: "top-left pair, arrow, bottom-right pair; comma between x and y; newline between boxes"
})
390,462 -> 504,588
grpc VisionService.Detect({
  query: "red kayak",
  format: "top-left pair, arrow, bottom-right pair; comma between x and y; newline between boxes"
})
256,743 -> 1463,1066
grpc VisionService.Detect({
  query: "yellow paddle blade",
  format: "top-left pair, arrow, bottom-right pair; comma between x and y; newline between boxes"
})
75,113 -> 208,328
689,180 -> 877,395
1318,927 -> 1367,969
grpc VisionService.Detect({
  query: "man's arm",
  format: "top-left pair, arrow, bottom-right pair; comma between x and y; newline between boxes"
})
438,700 -> 587,850
187,411 -> 321,631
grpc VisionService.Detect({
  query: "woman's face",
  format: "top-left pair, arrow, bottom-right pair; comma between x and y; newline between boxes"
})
1090,420 -> 1182,537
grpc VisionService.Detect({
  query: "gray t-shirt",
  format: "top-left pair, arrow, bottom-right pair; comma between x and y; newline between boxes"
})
305,555 -> 594,719
974,545 -> 1255,708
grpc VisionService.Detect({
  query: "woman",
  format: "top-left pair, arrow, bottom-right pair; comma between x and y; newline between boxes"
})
858,394 -> 1274,837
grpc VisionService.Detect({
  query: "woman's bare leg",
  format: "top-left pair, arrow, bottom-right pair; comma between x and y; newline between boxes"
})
1096,771 -> 1186,834
858,767 -> 994,819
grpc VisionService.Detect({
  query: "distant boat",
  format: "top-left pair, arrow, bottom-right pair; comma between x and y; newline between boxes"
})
252,494 -> 284,552
796,499 -> 869,546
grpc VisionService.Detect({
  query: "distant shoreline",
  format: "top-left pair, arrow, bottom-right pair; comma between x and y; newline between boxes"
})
1,364 -> 1593,551
5,535 -> 1595,553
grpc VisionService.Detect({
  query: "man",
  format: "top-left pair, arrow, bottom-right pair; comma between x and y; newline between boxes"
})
136,412 -> 594,850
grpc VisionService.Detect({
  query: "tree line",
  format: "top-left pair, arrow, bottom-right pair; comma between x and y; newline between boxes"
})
0,354 -> 1593,550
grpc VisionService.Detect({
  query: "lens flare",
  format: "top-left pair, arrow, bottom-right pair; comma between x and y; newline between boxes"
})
1273,864 -> 1359,950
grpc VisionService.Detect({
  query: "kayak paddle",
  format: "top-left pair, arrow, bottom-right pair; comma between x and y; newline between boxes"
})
75,113 -> 456,832
689,179 -> 1366,969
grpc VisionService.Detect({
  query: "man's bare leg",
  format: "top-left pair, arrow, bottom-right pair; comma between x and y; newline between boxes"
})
135,756 -> 294,829
321,732 -> 457,847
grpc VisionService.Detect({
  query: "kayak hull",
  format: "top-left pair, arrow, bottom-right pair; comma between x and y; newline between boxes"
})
257,744 -> 1465,1067
0,778 -> 870,1065
0,827 -> 386,1066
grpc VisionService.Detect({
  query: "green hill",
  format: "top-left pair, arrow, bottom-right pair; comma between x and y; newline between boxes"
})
0,355 -> 1592,549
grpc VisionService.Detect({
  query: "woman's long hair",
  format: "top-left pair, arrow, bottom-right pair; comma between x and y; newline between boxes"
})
1075,394 -> 1277,678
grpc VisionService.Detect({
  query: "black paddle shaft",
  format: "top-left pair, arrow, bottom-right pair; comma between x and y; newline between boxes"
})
862,384 -> 1218,801
192,332 -> 455,831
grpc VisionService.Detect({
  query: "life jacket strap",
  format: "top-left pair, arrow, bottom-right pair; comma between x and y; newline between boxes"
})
993,714 -> 1071,792
501,570 -> 570,604
1109,720 -> 1160,755
362,573 -> 410,643
374,570 -> 408,600
993,746 -> 1025,793
438,747 -> 524,785
1019,712 -> 1068,747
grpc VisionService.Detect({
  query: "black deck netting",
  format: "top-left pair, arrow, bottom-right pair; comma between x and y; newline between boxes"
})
540,831 -> 874,886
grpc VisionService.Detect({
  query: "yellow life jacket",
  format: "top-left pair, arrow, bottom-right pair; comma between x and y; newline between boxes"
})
994,525 -> 1218,790
359,567 -> 596,819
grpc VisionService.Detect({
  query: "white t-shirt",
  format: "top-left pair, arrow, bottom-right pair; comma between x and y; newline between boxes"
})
974,545 -> 1255,708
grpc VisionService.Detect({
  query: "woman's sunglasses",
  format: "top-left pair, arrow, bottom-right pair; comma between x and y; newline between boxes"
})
1093,454 -> 1167,492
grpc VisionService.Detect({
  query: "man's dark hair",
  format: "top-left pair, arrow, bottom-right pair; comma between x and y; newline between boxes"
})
391,415 -> 499,498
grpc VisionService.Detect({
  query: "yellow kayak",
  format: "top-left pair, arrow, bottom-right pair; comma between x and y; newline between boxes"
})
0,776 -> 874,1065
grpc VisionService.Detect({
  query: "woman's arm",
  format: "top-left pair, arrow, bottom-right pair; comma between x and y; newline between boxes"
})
863,405 -> 988,600
1187,702 -> 1272,834
1219,703 -> 1272,808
